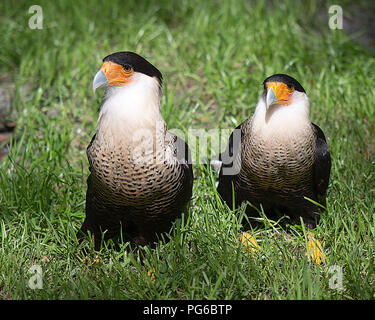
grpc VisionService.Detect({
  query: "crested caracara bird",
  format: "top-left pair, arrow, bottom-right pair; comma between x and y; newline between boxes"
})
217,74 -> 331,228
79,51 -> 193,249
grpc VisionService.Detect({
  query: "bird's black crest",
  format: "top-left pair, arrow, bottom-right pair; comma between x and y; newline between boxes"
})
263,74 -> 305,93
103,51 -> 163,84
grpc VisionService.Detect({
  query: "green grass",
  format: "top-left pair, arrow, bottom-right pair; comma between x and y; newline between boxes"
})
0,0 -> 374,300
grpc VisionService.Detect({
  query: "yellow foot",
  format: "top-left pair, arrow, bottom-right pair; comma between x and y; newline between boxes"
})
78,254 -> 103,266
147,267 -> 158,284
239,232 -> 260,254
305,234 -> 326,265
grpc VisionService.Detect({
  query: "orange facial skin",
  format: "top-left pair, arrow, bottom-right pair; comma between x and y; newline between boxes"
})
100,61 -> 134,86
266,82 -> 294,105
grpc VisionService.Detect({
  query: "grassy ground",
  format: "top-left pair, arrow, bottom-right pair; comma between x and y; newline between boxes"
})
0,0 -> 374,300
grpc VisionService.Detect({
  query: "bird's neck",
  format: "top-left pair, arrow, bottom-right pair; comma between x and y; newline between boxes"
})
95,76 -> 165,145
251,95 -> 311,139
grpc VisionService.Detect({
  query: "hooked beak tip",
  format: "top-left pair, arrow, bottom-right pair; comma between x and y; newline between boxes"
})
92,69 -> 108,94
266,87 -> 277,110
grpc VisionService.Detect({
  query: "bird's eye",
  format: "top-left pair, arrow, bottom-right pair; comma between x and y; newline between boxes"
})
123,64 -> 133,73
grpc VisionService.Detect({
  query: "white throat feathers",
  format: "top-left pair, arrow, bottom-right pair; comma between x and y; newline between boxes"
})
93,72 -> 170,166
97,73 -> 163,137
251,91 -> 311,139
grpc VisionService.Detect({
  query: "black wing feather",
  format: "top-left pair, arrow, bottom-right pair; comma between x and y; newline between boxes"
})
312,123 -> 331,201
217,121 -> 244,209
174,134 -> 194,207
